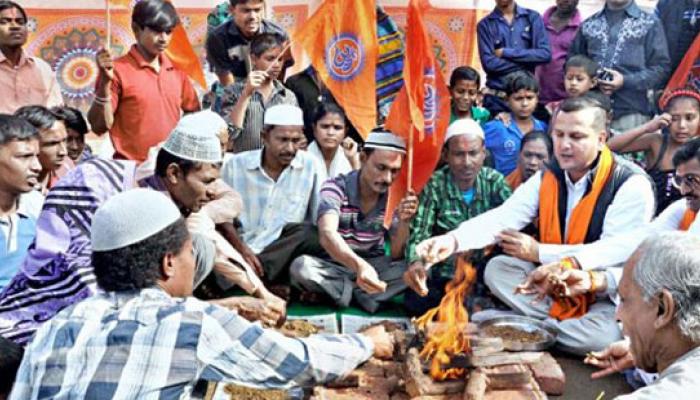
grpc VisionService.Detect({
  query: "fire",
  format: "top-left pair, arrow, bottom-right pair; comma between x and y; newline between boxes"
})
414,255 -> 477,380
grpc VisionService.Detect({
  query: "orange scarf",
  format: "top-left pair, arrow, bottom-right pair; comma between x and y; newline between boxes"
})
679,208 -> 698,231
539,147 -> 615,320
506,169 -> 523,190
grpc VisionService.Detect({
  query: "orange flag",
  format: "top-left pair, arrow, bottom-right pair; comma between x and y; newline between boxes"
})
383,0 -> 451,226
107,0 -> 130,7
292,0 -> 378,138
665,33 -> 700,92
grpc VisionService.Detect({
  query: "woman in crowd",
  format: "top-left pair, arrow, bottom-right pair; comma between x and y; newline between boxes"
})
607,86 -> 700,214
306,102 -> 360,179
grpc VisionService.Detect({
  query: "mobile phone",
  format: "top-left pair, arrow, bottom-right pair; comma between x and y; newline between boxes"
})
596,69 -> 613,82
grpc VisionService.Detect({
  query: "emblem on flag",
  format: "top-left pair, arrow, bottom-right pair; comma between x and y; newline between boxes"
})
325,34 -> 364,81
423,67 -> 437,135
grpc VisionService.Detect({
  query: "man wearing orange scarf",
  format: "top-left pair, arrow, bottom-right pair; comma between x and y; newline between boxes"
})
532,138 -> 700,322
416,95 -> 655,355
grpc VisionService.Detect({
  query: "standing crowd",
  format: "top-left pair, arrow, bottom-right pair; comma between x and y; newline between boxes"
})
0,0 -> 699,399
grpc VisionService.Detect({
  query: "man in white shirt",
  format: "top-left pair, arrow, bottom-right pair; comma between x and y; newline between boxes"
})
416,94 -> 655,355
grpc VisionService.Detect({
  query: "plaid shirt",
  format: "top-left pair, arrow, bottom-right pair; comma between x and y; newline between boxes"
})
11,288 -> 373,399
406,166 -> 512,275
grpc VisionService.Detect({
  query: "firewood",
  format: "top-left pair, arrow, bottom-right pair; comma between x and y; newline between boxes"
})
404,348 -> 465,397
463,368 -> 488,400
450,352 -> 543,368
481,364 -> 532,390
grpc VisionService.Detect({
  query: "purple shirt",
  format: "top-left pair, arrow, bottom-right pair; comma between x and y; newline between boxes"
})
535,7 -> 582,104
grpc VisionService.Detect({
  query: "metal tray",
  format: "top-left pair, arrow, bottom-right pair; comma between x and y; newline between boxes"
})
477,315 -> 557,351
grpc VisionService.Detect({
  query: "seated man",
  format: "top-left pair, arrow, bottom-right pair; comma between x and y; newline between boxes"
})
290,131 -> 418,313
505,130 -> 553,190
403,119 -> 512,316
221,104 -> 325,282
416,95 -> 656,355
13,105 -> 73,195
9,189 -> 393,399
218,32 -> 297,153
0,115 -> 41,290
587,232 -> 700,398
0,111 -> 280,346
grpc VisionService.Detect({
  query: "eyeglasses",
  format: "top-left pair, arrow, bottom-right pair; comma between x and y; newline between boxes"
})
671,173 -> 700,190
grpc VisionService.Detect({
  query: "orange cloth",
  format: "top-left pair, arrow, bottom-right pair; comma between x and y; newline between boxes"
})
383,0 -> 451,226
506,169 -> 523,190
106,46 -> 200,162
292,0 -> 378,138
164,3 -> 207,90
539,146 -> 614,320
665,32 -> 700,93
679,208 -> 698,231
0,50 -> 63,114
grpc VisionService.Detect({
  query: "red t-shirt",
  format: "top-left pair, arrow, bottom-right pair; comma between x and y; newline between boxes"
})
107,46 -> 200,162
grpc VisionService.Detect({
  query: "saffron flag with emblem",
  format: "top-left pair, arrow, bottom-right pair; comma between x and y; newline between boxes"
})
292,0 -> 378,138
665,33 -> 700,92
105,0 -> 207,89
384,0 -> 451,226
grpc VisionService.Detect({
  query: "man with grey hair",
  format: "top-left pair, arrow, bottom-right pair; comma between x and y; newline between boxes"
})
588,232 -> 700,399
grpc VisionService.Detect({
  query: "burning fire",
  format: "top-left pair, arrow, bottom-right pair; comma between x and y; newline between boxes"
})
414,255 -> 477,380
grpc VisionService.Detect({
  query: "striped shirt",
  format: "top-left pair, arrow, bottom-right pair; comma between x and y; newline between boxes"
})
318,171 -> 392,259
406,166 -> 512,273
221,149 -> 324,253
10,288 -> 373,399
218,80 -> 298,153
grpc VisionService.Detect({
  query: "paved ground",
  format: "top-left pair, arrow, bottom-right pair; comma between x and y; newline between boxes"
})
552,352 -> 632,400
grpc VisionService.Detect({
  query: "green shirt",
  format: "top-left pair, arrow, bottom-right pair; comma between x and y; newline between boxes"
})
450,107 -> 491,126
406,165 -> 512,276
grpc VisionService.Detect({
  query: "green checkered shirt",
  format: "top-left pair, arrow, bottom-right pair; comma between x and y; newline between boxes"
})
406,165 -> 512,277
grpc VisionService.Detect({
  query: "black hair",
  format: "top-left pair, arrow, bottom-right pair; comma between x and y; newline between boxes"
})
14,105 -> 61,131
250,32 -> 285,57
449,66 -> 481,88
520,130 -> 553,157
558,93 -> 608,132
0,0 -> 27,22
0,336 -> 23,397
665,90 -> 700,114
230,0 -> 264,6
564,55 -> 599,79
673,137 -> 700,167
504,71 -> 539,97
93,218 -> 189,292
52,106 -> 88,136
155,148 -> 201,177
132,0 -> 179,32
311,102 -> 347,126
0,114 -> 39,146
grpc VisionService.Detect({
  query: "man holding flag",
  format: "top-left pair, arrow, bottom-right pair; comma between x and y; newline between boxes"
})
88,0 -> 201,162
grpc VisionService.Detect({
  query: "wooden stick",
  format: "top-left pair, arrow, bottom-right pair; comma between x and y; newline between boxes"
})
105,0 -> 112,49
264,40 -> 293,74
407,126 -> 415,191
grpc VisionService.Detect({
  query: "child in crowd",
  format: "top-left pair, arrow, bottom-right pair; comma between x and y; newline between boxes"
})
484,71 -> 547,175
546,55 -> 599,115
306,102 -> 360,179
449,66 -> 490,125
54,106 -> 92,163
607,85 -> 700,214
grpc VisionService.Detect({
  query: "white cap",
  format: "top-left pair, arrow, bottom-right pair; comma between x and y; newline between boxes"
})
444,118 -> 485,143
364,131 -> 407,154
162,111 -> 225,163
92,189 -> 182,252
263,104 -> 304,126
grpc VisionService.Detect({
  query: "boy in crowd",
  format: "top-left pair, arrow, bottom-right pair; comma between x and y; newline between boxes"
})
484,71 -> 547,176
449,66 -> 490,125
546,54 -> 599,114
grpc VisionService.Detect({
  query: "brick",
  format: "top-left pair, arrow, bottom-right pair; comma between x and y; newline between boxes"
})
481,364 -> 532,390
527,353 -> 564,395
483,389 -> 548,400
310,386 -> 389,400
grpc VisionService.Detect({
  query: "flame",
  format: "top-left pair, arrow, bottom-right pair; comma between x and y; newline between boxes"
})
414,254 -> 477,380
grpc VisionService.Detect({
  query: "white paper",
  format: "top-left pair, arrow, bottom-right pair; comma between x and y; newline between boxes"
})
287,313 -> 339,334
340,314 -> 415,334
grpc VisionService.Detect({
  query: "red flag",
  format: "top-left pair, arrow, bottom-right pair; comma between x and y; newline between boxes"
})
665,33 -> 700,92
165,23 -> 207,90
384,0 -> 451,226
292,0 -> 378,138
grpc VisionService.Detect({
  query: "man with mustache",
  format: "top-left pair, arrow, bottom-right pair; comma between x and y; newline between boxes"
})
290,131 -> 418,313
217,32 -> 297,153
206,0 -> 291,87
403,119 -> 513,316
221,104 -> 326,283
0,1 -> 62,114
88,0 -> 200,162
416,94 -> 656,355
0,115 -> 41,290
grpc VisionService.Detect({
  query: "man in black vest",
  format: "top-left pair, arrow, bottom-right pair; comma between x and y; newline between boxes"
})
415,94 -> 655,355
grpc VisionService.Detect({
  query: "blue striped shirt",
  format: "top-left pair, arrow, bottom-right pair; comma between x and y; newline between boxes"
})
11,288 -> 373,399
